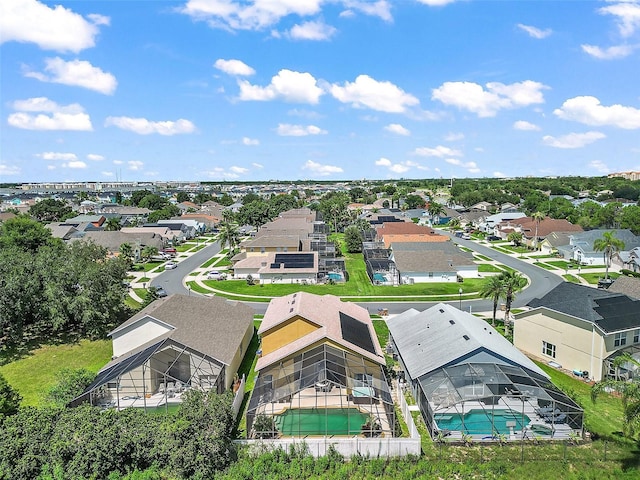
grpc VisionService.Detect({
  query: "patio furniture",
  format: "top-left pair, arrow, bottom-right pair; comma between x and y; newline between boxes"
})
158,382 -> 166,393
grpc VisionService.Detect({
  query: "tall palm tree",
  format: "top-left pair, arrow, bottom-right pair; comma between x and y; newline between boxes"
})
479,275 -> 507,326
592,353 -> 640,438
531,211 -> 545,250
218,221 -> 241,256
593,231 -> 625,280
448,217 -> 461,233
428,201 -> 445,224
499,270 -> 525,336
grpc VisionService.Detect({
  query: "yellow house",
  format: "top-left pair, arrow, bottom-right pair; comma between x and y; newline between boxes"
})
247,292 -> 396,438
514,283 -> 640,381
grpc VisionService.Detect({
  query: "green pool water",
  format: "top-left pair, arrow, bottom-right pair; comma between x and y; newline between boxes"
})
275,408 -> 369,436
434,409 -> 530,436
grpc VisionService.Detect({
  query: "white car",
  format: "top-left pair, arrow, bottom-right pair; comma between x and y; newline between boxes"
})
164,262 -> 177,270
207,270 -> 221,279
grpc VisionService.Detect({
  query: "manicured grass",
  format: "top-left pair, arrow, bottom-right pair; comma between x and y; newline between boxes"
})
532,261 -> 558,270
200,256 -> 219,268
0,340 -> 113,406
499,245 -> 531,254
131,261 -> 163,272
236,321 -> 261,437
186,281 -> 211,294
372,319 -> 389,349
475,254 -> 492,261
125,295 -> 142,310
478,263 -> 503,273
579,272 -> 620,284
138,276 -> 151,283
536,362 -> 625,440
563,274 -> 581,283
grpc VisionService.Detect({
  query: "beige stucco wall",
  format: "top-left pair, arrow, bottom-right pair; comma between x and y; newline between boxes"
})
514,309 -> 605,381
111,316 -> 173,357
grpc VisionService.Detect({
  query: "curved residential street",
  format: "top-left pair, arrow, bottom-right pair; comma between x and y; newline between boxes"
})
147,232 -> 567,317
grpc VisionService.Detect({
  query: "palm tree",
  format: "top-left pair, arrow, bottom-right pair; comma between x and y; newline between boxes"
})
428,201 -> 445,224
479,275 -> 507,326
592,353 -> 640,438
104,216 -> 122,231
119,242 -> 133,261
448,217 -> 461,233
218,221 -> 241,256
531,211 -> 545,250
593,231 -> 625,280
141,245 -> 158,261
499,270 -> 525,336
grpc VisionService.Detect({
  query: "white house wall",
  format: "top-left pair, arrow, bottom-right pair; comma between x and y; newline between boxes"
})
112,316 -> 173,357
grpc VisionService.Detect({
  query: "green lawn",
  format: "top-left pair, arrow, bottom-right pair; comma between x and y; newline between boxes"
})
532,261 -> 558,270
579,272 -> 620,284
563,274 -> 581,283
0,340 -> 113,406
478,263 -> 503,273
372,319 -> 389,349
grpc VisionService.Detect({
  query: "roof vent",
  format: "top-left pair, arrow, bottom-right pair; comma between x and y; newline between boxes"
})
449,319 -> 455,325
289,307 -> 294,313
463,335 -> 470,341
439,308 -> 445,313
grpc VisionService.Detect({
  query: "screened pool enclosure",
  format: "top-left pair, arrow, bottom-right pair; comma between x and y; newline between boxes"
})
247,344 -> 396,438
416,362 -> 584,441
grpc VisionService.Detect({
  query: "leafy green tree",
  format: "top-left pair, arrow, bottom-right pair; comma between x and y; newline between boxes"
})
141,245 -> 158,261
130,189 -> 153,206
104,216 -> 122,231
319,192 -> 350,232
479,275 -> 507,327
0,215 -> 55,252
596,202 -> 623,228
242,192 -> 261,205
138,194 -> 169,211
147,205 -> 180,223
507,231 -> 523,247
119,242 -> 134,262
404,194 -> 425,210
620,205 -> 640,235
592,353 -> 640,439
175,191 -> 190,203
448,217 -> 461,232
593,231 -> 625,280
45,368 -> 95,407
194,192 -> 214,204
0,373 -> 21,417
28,199 -> 74,222
217,193 -> 235,206
344,225 -> 363,253
236,200 -> 271,227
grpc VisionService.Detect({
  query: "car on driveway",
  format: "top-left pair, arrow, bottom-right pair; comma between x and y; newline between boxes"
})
164,262 -> 177,270
207,270 -> 227,280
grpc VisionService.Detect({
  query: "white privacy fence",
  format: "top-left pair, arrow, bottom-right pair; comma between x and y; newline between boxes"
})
232,375 -> 246,419
396,379 -> 420,439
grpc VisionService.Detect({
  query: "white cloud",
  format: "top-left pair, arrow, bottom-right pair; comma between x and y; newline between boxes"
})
113,160 -> 124,165
12,97 -> 84,114
276,123 -> 327,136
8,112 -> 92,131
374,157 -> 417,174
202,167 -> 240,179
598,1 -> 640,38
128,160 -> 144,171
214,58 -> 255,76
384,123 -> 410,136
589,160 -> 610,173
513,120 -> 541,131
553,96 -> 640,129
303,160 -> 343,176
375,158 -> 391,166
542,131 -> 606,148
230,166 -> 249,174
101,171 -> 114,177
413,145 -> 462,158
179,0 -> 323,31
287,20 -> 336,40
65,161 -> 87,169
252,162 -> 264,168
242,136 -> 260,145
87,154 -> 104,161
341,1 -> 392,22
446,158 -> 480,173
517,23 -> 552,39
0,163 -> 21,176
330,74 -> 419,113
432,80 -> 548,117
0,0 -> 106,52
87,13 -> 110,26
37,152 -> 77,161
105,116 -> 196,135
581,43 -> 637,59
493,171 -> 507,178
24,57 -> 117,94
444,132 -> 464,141
238,69 -> 324,104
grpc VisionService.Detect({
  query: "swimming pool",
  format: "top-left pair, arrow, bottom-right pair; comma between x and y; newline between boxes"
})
434,409 -> 530,436
373,273 -> 387,282
327,272 -> 343,281
275,408 -> 369,436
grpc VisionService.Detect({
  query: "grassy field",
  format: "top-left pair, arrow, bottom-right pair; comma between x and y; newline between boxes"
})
0,339 -> 113,406
579,272 -> 620,284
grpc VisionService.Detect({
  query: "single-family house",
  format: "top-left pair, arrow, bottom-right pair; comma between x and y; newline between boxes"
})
514,282 -> 640,382
556,229 -> 640,265
233,251 -> 319,284
246,292 -> 395,438
388,303 -> 583,441
390,241 -> 478,282
69,294 -> 254,410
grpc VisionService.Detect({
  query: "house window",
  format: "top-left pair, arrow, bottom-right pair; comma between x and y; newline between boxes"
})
355,373 -> 373,387
542,341 -> 556,358
634,330 -> 640,344
614,332 -> 627,347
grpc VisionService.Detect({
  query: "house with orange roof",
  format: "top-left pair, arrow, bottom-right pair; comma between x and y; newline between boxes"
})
246,292 -> 396,439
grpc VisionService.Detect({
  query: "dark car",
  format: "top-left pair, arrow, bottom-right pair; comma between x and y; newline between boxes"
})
487,235 -> 501,241
153,286 -> 168,297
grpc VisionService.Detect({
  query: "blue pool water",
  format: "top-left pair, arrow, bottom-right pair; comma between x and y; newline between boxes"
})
328,272 -> 342,281
434,409 -> 530,436
373,273 -> 387,282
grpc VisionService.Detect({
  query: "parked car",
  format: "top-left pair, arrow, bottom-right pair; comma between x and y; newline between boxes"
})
461,233 -> 471,240
162,247 -> 177,256
207,270 -> 226,280
164,262 -> 177,270
487,235 -> 501,241
153,286 -> 168,297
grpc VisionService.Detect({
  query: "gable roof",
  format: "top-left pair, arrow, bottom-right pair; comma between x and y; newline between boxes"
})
110,294 -> 254,365
525,282 -> 640,333
393,250 -> 475,273
504,217 -> 583,238
257,292 -> 384,370
608,275 -> 640,300
382,233 -> 448,248
388,303 -> 546,380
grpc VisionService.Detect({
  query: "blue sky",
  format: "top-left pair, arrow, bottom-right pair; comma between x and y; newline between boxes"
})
1,0 -> 640,183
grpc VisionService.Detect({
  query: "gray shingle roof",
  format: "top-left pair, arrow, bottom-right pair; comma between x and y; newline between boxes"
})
388,303 -> 546,380
110,294 -> 254,365
608,276 -> 640,300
